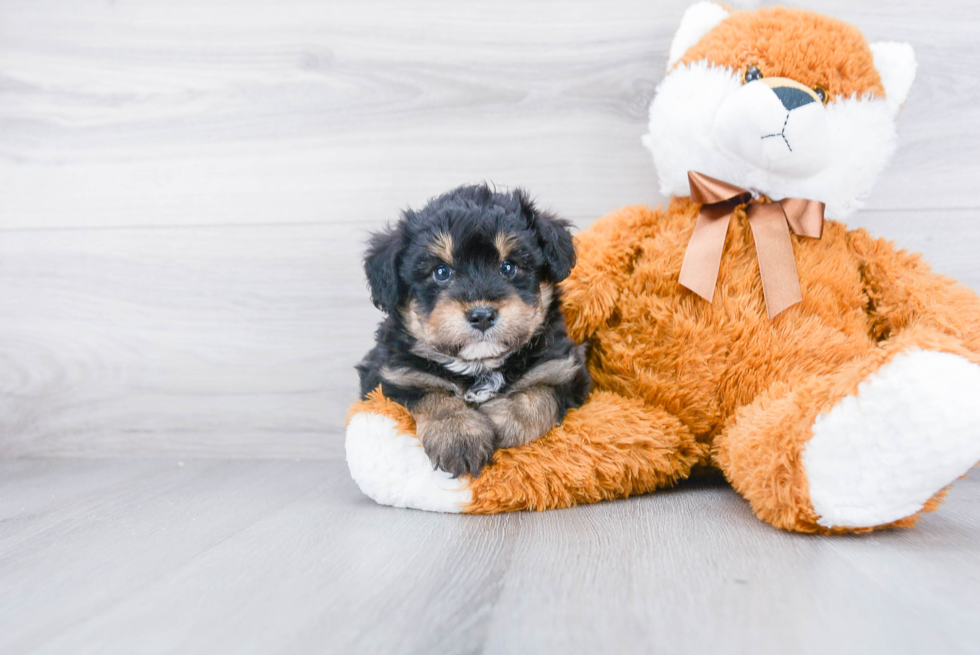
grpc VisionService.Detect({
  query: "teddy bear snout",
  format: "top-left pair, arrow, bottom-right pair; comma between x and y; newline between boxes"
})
712,78 -> 832,179
772,85 -> 816,111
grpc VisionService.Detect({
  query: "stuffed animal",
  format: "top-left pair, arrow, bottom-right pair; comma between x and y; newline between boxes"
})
346,3 -> 980,533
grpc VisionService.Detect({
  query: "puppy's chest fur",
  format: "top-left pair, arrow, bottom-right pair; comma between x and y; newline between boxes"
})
430,355 -> 507,403
379,346 -> 522,405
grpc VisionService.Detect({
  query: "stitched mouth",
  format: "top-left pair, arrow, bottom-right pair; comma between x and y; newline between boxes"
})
761,112 -> 793,152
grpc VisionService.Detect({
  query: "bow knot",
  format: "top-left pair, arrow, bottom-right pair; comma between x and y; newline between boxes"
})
678,171 -> 825,319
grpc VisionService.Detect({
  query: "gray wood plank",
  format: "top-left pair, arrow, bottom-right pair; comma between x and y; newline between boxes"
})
0,223 -> 374,458
0,459 -> 332,654
0,459 -> 977,655
483,478 -> 980,655
1,0 -> 978,230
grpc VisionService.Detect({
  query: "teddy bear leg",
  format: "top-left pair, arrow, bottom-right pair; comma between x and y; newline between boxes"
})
713,337 -> 980,533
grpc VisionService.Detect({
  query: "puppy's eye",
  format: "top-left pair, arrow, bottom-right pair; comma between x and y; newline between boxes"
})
743,65 -> 763,84
499,260 -> 517,279
813,85 -> 828,104
432,264 -> 453,284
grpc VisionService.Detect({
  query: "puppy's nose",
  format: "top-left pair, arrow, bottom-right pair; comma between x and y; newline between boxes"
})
772,86 -> 815,111
465,306 -> 498,332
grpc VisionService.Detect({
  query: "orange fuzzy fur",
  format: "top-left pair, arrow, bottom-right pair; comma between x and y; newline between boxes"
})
677,6 -> 885,99
467,391 -> 707,513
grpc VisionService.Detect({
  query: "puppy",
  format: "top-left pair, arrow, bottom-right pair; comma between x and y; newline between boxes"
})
357,184 -> 592,478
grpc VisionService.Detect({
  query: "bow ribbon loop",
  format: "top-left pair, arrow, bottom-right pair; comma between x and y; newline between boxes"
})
678,171 -> 825,319
687,171 -> 753,207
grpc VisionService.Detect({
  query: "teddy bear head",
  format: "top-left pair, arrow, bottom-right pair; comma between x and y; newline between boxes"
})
642,3 -> 916,220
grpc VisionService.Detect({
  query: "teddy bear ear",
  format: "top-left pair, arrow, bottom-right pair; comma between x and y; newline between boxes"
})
667,2 -> 730,69
870,41 -> 917,112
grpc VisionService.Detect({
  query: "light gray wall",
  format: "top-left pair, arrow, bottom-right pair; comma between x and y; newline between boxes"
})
2,0 -> 978,457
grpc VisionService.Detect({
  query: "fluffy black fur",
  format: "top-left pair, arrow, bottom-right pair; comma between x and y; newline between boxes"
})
356,183 -> 592,476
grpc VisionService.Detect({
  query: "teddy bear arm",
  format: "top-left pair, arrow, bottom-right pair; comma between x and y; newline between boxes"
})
849,229 -> 980,354
346,387 -> 710,513
560,205 -> 661,342
467,390 -> 709,512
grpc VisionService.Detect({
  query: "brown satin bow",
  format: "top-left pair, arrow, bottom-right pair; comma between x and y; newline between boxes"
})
678,171 -> 825,319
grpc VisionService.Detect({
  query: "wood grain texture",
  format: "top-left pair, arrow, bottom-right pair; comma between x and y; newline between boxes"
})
1,0 -> 979,230
0,458 -> 978,654
0,223 -> 374,458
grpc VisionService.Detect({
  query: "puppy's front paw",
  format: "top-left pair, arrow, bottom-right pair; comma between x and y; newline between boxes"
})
414,393 -> 497,478
481,386 -> 559,449
424,428 -> 496,478
418,413 -> 496,478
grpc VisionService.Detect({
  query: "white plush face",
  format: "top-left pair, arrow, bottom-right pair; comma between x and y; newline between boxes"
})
714,77 -> 832,178
643,2 -> 916,220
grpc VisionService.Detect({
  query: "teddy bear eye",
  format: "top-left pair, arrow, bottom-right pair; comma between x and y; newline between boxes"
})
432,264 -> 453,284
499,260 -> 518,279
743,65 -> 763,84
814,86 -> 828,104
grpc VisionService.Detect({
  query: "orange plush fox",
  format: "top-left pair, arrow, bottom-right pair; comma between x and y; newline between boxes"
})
346,4 -> 980,534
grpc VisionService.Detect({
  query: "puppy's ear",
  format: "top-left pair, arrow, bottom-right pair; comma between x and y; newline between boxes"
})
517,190 -> 576,282
364,222 -> 406,314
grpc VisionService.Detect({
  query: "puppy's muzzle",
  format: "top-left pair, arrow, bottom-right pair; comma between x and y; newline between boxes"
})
465,305 -> 498,332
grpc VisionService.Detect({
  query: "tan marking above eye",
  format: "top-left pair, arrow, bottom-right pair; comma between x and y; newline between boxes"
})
427,232 -> 454,265
494,232 -> 521,260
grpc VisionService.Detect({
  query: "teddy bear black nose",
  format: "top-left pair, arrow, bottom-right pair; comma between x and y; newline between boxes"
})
773,86 -> 815,111
465,306 -> 498,332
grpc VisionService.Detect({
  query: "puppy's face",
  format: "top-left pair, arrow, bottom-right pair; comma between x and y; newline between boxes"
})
365,185 -> 575,363
402,226 -> 554,361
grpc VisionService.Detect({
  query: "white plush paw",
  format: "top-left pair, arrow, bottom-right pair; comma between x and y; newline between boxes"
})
345,412 -> 472,512
803,350 -> 980,528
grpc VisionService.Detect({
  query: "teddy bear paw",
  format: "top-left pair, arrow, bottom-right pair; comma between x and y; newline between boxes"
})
345,412 -> 473,512
802,349 -> 980,528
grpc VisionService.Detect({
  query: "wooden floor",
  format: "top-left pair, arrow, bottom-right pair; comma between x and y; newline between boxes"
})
0,458 -> 978,655
3,0 -> 980,652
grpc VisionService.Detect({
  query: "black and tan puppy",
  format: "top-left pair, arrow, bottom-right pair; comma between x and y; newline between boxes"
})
357,184 -> 591,478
